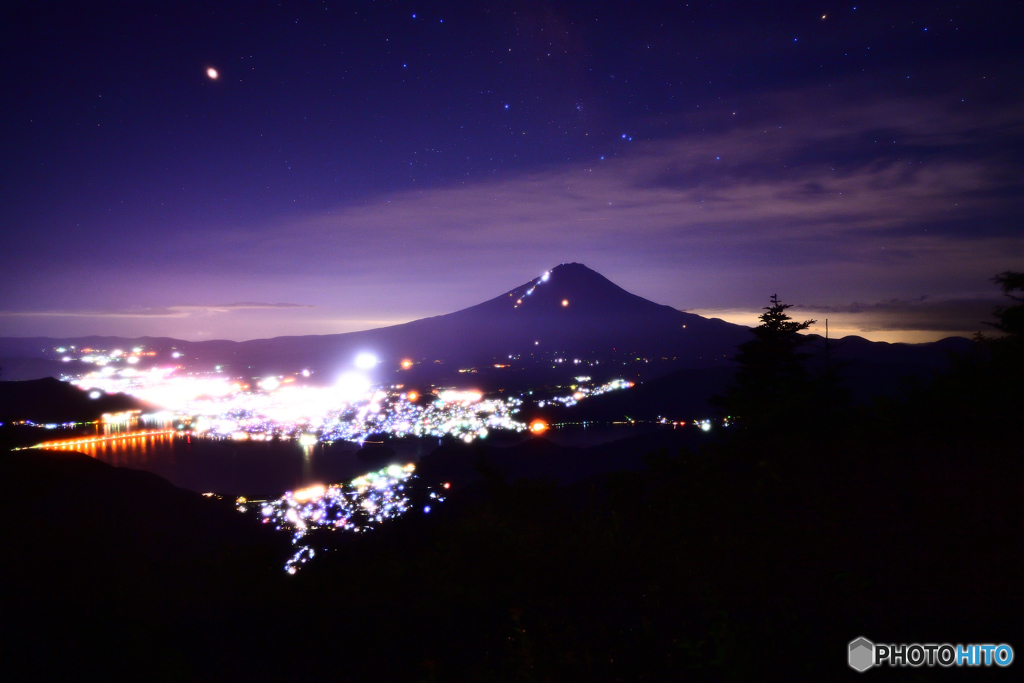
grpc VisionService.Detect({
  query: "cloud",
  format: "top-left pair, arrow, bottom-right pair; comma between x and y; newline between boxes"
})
128,82 -> 1013,338
237,84 -> 1022,295
0,302 -> 313,319
795,296 -> 1002,333
3,78 -> 1020,341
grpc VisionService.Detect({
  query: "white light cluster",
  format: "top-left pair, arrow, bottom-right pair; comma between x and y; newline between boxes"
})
55,344 -> 159,366
73,365 -> 233,411
511,270 -> 553,309
73,366 -> 526,444
70,350 -> 634,447
240,463 -> 447,574
538,377 -> 634,408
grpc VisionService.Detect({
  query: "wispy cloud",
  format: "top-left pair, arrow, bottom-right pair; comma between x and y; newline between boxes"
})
226,84 -> 1022,311
795,296 -> 1002,333
690,294 -> 1003,344
3,80 -> 1020,341
0,302 -> 313,319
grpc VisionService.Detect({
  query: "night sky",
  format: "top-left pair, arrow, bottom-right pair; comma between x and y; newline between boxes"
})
2,1 -> 1021,342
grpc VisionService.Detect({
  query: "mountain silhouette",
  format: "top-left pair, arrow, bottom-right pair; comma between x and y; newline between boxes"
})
0,263 -> 973,392
352,262 -> 750,367
0,263 -> 751,385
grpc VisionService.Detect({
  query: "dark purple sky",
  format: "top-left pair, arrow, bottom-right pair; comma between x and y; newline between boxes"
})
2,1 -> 1021,342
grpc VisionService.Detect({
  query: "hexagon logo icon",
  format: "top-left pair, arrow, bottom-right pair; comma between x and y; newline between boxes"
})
849,637 -> 875,672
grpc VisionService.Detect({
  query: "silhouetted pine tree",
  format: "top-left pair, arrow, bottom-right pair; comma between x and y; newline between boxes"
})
884,270 -> 1023,450
987,271 -> 1024,344
715,294 -> 815,433
976,270 -> 1024,431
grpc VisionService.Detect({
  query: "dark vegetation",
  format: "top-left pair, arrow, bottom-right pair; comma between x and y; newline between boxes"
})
2,274 -> 1021,680
0,376 -> 148,424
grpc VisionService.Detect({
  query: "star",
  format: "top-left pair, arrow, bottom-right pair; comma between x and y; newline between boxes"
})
206,67 -> 219,80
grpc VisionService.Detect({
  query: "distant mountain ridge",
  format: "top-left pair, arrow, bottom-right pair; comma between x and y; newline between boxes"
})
0,264 -> 751,383
0,263 -> 973,391
357,262 -> 751,366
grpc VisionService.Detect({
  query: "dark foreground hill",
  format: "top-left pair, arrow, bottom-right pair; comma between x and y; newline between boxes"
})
529,334 -> 976,425
0,449 -> 288,680
4,393 -> 1021,681
0,377 -> 149,423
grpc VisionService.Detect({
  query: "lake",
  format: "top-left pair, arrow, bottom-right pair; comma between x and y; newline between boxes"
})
38,422 -> 665,496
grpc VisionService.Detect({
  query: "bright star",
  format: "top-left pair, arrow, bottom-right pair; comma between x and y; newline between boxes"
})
206,67 -> 218,80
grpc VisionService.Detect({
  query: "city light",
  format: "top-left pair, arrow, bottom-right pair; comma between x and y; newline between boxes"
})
32,429 -> 176,450
73,365 -> 528,445
335,371 -> 371,402
354,352 -> 378,369
242,462 -> 445,573
66,354 -> 639,449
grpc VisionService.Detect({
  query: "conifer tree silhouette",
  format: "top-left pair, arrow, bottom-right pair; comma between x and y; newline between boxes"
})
717,294 -> 815,431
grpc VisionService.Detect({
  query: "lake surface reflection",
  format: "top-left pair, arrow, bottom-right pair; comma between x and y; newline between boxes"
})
43,433 -> 432,497
40,422 -> 663,496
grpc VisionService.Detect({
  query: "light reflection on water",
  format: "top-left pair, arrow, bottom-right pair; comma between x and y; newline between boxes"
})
46,431 -> 176,468
41,429 -> 422,497
39,423 -> 665,496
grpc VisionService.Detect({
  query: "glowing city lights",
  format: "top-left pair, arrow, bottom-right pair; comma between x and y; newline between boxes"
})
354,352 -> 379,369
335,371 -> 372,402
241,462 -> 444,573
437,389 -> 483,404
33,429 -> 176,450
73,364 -> 527,446
65,346 -> 642,452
